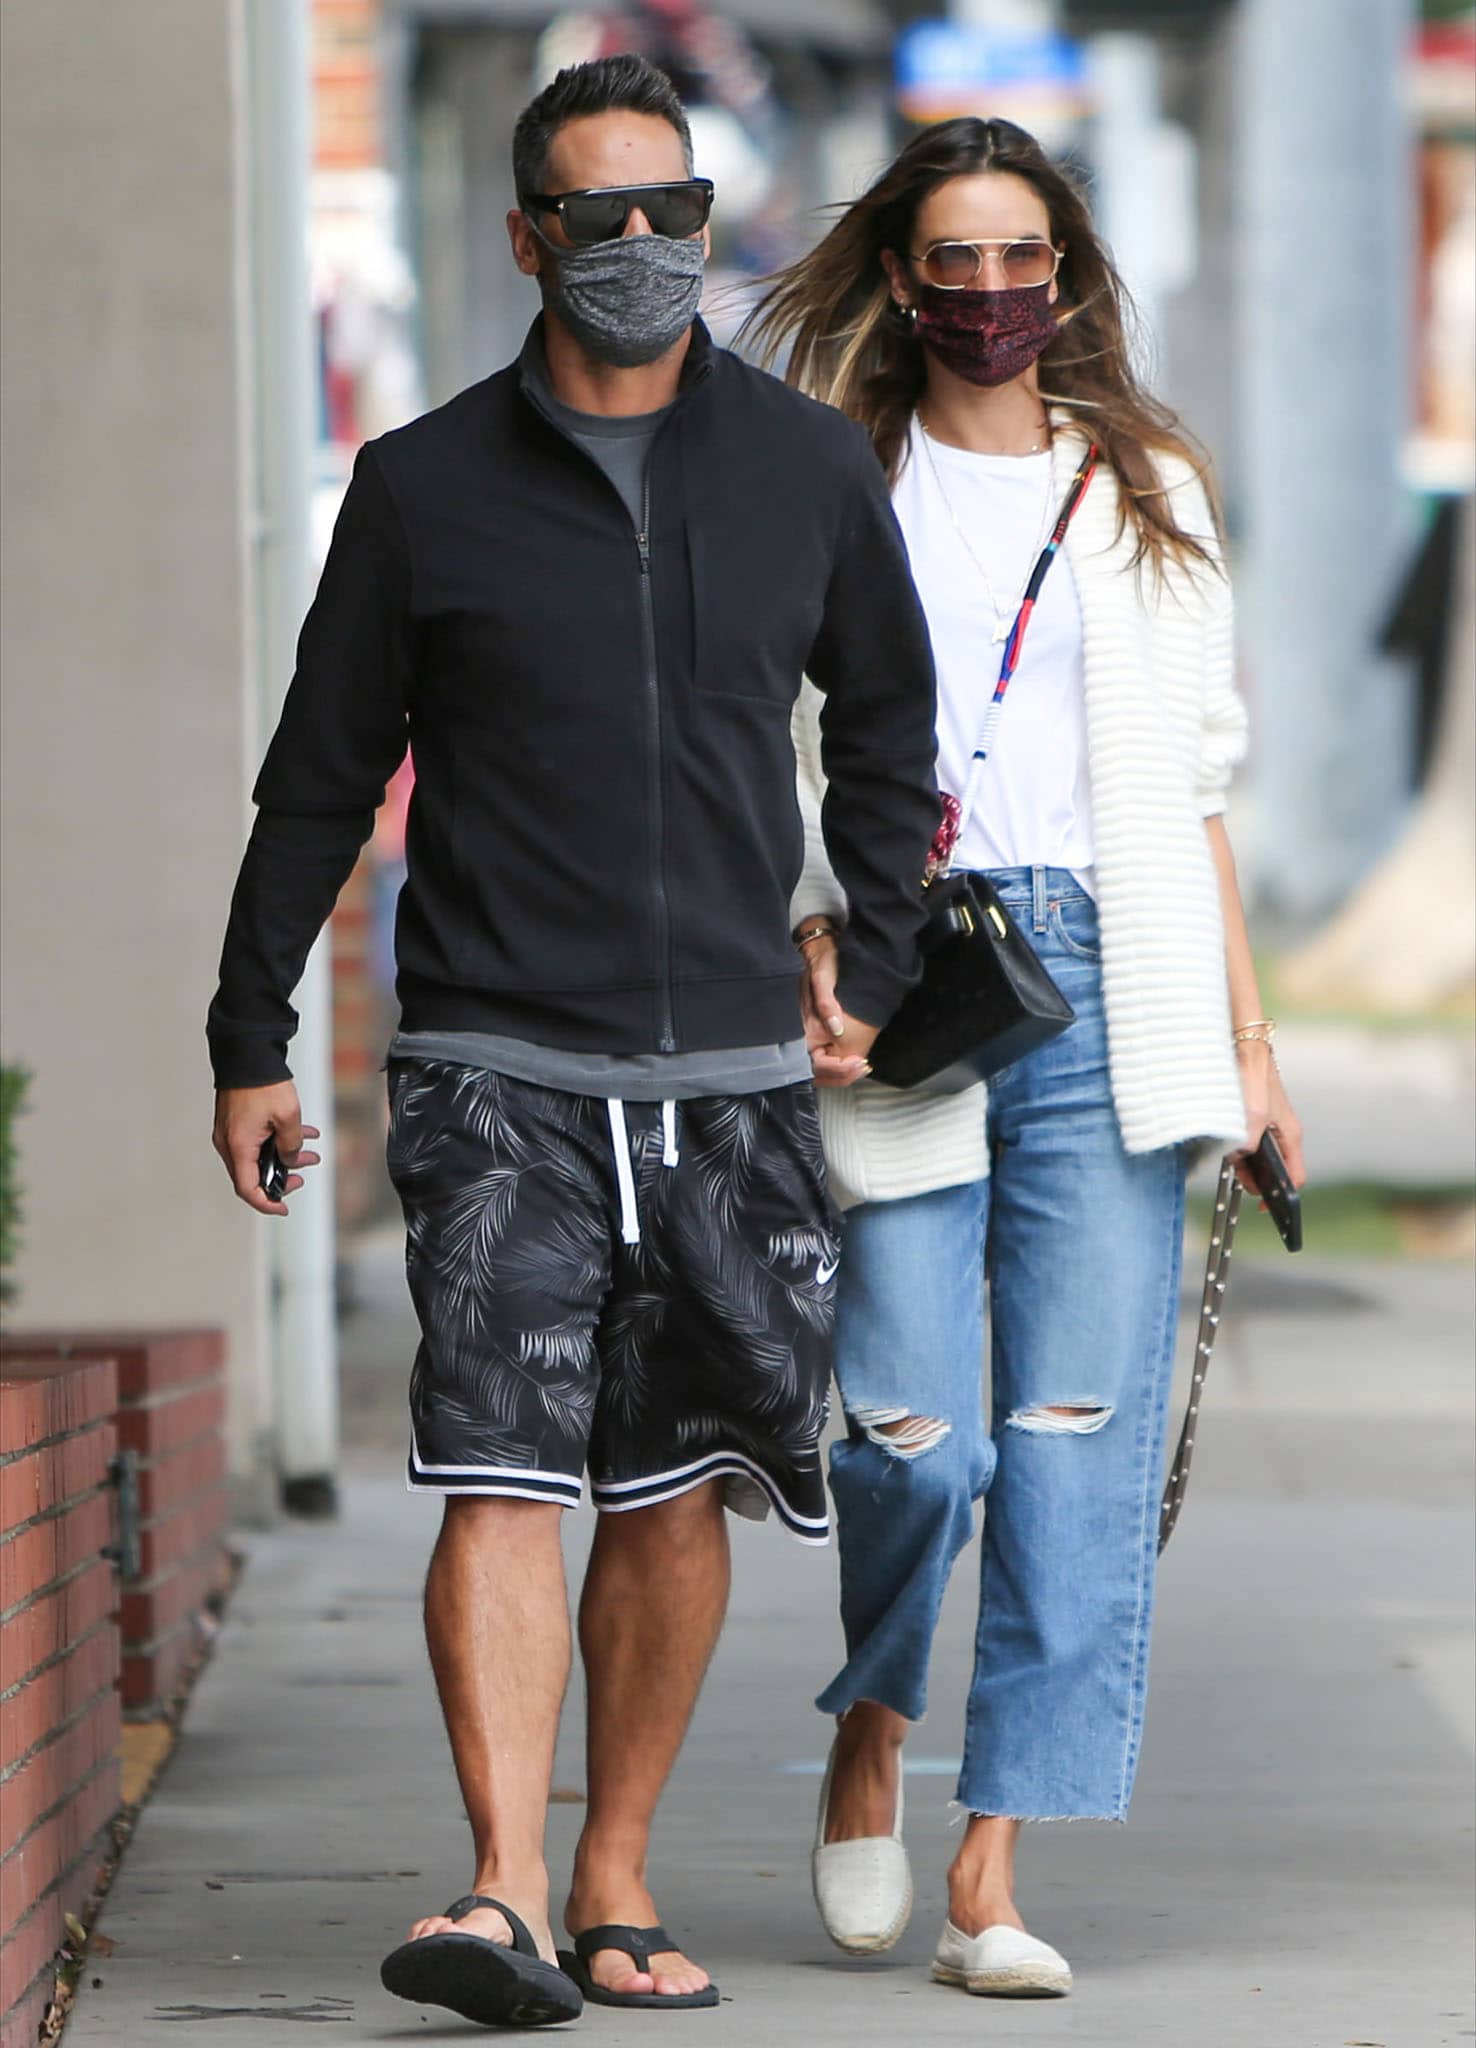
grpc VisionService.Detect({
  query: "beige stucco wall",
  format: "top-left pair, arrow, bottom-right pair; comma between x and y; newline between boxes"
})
0,0 -> 272,1494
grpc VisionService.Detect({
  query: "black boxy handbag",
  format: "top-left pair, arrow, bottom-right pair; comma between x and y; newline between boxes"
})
869,869 -> 1076,1086
869,443 -> 1099,1092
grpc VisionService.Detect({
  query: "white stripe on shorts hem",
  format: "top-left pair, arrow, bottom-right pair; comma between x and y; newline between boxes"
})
590,1449 -> 830,1546
406,1477 -> 582,1506
407,1435 -> 582,1506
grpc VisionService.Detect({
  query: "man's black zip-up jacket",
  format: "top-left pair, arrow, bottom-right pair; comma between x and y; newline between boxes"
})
208,320 -> 939,1089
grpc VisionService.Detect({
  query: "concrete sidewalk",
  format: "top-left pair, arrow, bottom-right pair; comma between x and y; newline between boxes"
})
70,1252 -> 1474,2047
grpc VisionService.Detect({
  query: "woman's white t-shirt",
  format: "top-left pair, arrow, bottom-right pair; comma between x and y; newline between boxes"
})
891,417 -> 1094,888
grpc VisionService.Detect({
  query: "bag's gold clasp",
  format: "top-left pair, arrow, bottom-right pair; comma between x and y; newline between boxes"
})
986,904 -> 1008,939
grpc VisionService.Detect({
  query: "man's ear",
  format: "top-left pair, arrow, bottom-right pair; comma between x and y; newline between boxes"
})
507,209 -> 543,279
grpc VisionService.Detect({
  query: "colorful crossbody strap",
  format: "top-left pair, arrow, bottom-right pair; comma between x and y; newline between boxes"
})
951,442 -> 1099,849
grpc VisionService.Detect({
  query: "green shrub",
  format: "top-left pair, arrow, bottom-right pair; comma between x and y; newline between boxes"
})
0,1065 -> 29,1306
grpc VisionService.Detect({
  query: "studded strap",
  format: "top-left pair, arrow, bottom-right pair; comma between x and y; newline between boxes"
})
1159,1157 -> 1242,1554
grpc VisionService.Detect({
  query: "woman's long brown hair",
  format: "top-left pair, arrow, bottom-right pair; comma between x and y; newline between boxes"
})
741,117 -> 1220,576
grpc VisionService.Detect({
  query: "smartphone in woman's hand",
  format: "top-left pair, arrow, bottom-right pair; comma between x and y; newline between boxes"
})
1247,1130 -> 1302,1252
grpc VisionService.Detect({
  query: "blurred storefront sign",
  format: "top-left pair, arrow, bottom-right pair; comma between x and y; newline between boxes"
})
407,0 -> 890,52
895,21 -> 1091,142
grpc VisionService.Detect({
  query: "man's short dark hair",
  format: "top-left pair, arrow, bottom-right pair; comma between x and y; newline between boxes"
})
513,54 -> 694,201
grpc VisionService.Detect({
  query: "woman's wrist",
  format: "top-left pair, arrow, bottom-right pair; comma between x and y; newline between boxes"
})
793,917 -> 840,953
1234,1024 -> 1277,1072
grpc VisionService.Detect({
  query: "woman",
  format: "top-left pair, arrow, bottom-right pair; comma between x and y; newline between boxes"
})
746,117 -> 1306,1997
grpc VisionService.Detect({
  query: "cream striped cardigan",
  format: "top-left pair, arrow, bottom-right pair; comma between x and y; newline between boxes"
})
793,417 -> 1250,1211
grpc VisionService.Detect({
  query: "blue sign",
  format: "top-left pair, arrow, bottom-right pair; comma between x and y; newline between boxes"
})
896,23 -> 1088,123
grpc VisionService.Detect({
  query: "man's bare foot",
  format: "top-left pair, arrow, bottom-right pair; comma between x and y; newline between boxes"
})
824,1701 -> 908,1843
404,1889 -> 557,1964
564,1875 -> 710,1999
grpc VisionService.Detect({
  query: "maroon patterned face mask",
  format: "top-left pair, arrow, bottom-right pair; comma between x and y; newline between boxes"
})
914,281 -> 1059,388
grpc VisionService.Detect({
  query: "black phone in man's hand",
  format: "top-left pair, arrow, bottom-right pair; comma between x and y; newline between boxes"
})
1247,1129 -> 1302,1252
258,1136 -> 289,1204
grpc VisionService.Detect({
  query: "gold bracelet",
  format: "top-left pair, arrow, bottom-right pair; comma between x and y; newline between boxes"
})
794,923 -> 838,951
1233,1021 -> 1277,1049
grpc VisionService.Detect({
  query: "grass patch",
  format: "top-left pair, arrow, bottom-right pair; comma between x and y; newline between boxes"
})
1189,1180 -> 1476,1261
1254,953 -> 1476,1036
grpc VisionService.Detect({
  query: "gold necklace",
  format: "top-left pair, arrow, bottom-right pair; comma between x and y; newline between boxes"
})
916,415 -> 1056,644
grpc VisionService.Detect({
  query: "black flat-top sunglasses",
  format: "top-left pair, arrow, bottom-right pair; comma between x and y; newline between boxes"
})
522,179 -> 714,247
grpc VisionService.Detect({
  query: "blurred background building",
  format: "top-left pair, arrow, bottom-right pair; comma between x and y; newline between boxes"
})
2,0 -> 1472,1516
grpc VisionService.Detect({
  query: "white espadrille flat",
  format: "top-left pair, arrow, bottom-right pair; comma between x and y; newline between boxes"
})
810,1744 -> 913,1956
931,1919 -> 1072,1997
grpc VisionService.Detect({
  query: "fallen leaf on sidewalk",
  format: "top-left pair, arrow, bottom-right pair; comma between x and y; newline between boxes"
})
121,1720 -> 177,1805
88,1932 -> 116,1958
548,1785 -> 586,1803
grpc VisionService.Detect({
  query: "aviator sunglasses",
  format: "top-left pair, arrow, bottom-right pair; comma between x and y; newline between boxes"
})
522,179 -> 715,247
912,237 -> 1064,290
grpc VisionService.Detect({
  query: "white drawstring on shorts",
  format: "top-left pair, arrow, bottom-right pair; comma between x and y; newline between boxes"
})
606,1098 -> 681,1247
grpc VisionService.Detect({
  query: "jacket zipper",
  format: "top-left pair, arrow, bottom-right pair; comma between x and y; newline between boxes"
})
519,354 -> 713,1053
635,474 -> 677,1052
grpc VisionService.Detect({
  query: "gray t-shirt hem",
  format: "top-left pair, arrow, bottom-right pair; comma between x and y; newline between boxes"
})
389,1030 -> 813,1101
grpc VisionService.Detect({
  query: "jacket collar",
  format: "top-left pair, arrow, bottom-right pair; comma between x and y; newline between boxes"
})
517,313 -> 715,413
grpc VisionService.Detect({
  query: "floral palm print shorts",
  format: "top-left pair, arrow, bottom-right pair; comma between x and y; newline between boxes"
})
387,1060 -> 838,1544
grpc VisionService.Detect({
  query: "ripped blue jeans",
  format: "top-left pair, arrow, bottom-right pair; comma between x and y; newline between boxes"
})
817,868 -> 1188,1821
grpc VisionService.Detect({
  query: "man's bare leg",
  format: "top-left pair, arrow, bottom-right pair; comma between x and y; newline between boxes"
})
565,1481 -> 730,1997
404,1496 -> 569,1959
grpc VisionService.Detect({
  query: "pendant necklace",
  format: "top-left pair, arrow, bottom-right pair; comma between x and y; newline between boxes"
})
917,411 -> 1054,644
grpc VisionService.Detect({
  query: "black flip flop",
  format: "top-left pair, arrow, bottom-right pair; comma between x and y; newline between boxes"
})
381,1894 -> 583,2029
557,1923 -> 719,2010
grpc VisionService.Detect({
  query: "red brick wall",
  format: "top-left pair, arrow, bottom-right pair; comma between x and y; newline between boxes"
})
331,854 -> 391,1232
313,0 -> 383,171
0,1356 -> 122,2048
1,1333 -> 232,1715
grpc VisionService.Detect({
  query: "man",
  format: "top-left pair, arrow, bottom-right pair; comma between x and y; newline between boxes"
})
209,54 -> 937,2031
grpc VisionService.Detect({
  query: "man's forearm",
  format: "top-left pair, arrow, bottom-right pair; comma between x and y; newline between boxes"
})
208,805 -> 375,1089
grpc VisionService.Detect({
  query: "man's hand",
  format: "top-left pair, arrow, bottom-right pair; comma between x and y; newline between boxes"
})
798,932 -> 878,1089
212,1081 -> 321,1217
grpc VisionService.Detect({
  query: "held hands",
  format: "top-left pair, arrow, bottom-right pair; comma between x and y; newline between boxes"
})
798,932 -> 878,1089
1232,1039 -> 1306,1197
212,1081 -> 322,1217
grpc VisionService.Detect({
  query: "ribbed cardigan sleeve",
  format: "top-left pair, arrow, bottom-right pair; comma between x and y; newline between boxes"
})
790,680 -> 848,928
1160,469 -> 1249,820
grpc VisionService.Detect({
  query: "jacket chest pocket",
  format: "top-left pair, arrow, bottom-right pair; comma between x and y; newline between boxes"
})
685,511 -> 825,706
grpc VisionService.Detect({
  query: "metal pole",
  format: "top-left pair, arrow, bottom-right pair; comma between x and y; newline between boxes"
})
1235,0 -> 1418,924
245,0 -> 340,1514
1088,31 -> 1167,376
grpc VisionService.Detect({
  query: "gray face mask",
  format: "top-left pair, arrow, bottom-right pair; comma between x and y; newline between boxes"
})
539,230 -> 706,368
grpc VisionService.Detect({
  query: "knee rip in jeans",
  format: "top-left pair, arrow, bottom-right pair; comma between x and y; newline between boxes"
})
849,1403 -> 952,1459
1006,1404 -> 1113,1436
